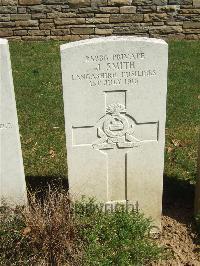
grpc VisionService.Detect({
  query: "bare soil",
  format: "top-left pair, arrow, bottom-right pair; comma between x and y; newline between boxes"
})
154,177 -> 200,266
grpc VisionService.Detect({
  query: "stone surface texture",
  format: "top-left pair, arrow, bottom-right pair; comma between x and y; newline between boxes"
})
195,133 -> 200,215
0,0 -> 199,40
61,36 -> 168,229
0,38 -> 26,206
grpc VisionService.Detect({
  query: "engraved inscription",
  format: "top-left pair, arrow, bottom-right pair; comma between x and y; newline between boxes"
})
0,122 -> 12,129
71,51 -> 157,87
85,52 -> 145,62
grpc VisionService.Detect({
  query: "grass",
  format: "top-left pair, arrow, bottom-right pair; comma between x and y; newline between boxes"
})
76,199 -> 166,266
0,191 -> 166,265
9,40 -> 200,184
0,192 -> 81,265
10,41 -> 67,178
166,41 -> 200,183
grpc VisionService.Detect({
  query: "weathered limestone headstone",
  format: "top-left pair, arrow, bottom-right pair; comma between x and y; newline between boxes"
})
0,38 -> 26,206
194,133 -> 200,215
61,37 -> 168,229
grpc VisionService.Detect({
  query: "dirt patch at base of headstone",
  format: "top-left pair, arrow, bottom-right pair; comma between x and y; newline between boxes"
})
153,177 -> 200,265
156,207 -> 200,265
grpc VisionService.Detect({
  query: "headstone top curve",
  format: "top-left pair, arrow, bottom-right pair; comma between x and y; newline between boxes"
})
60,36 -> 168,51
0,38 -> 8,45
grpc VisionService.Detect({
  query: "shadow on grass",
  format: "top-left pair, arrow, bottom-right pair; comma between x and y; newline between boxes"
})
163,174 -> 194,223
25,174 -> 200,245
162,175 -> 200,246
163,176 -> 200,244
25,175 -> 69,203
26,174 -> 195,222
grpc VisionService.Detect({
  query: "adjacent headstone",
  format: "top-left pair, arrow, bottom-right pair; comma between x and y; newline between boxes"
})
0,38 -> 27,206
61,37 -> 168,229
194,133 -> 200,215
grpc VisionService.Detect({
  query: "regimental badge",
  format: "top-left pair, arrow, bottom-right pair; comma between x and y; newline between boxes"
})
92,103 -> 141,150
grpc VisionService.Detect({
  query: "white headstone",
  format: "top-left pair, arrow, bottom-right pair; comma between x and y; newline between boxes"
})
61,37 -> 168,229
0,38 -> 27,206
195,133 -> 200,215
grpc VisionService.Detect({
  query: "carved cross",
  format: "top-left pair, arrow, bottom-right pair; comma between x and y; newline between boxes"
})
72,91 -> 158,203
